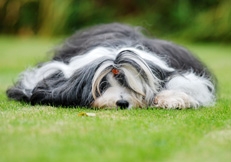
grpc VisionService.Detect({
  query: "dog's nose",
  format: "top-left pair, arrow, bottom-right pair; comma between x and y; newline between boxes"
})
116,100 -> 129,109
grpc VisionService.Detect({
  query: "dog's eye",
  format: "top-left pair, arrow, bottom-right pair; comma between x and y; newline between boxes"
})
115,73 -> 126,86
99,81 -> 110,93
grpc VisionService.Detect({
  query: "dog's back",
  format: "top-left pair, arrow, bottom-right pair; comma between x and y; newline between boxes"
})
54,23 -> 211,77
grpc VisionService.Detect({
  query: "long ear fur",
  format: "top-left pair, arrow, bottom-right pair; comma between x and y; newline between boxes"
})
29,63 -> 103,107
7,60 -> 104,107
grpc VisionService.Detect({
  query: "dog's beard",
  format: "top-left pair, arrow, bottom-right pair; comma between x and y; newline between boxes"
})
91,50 -> 165,109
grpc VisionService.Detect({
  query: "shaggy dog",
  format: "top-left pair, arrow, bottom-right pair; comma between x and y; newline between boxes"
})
6,23 -> 216,109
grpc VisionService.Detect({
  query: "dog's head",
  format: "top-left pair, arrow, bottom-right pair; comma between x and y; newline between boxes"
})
88,47 -> 173,109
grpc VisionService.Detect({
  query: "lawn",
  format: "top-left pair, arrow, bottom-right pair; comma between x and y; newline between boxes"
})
0,36 -> 231,162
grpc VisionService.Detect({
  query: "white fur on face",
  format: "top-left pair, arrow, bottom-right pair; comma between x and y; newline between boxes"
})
92,82 -> 134,109
92,72 -> 146,109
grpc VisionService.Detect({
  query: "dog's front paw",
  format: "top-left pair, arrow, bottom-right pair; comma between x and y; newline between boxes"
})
154,90 -> 198,109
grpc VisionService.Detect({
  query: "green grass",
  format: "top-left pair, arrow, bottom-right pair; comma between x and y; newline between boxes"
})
0,37 -> 231,162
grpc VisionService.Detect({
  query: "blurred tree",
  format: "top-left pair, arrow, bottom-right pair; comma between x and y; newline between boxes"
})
0,0 -> 230,42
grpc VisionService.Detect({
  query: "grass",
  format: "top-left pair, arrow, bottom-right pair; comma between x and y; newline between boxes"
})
0,36 -> 231,162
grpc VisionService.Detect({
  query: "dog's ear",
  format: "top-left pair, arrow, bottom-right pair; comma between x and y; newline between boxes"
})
28,71 -> 64,106
29,69 -> 95,107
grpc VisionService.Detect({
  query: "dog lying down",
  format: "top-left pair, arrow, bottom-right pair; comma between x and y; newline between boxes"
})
6,23 -> 216,109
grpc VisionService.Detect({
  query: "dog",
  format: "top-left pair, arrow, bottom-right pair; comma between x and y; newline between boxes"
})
6,23 -> 216,109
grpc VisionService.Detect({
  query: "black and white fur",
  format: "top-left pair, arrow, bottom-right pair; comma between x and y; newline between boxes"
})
7,23 -> 216,109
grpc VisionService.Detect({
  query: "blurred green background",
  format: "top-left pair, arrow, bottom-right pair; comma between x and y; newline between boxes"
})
0,0 -> 230,42
1,2 -> 231,162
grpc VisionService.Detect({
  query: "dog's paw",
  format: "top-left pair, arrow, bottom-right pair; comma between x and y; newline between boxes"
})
153,90 -> 198,109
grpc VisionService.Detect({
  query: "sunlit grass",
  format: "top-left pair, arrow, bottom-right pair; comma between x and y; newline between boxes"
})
0,37 -> 231,162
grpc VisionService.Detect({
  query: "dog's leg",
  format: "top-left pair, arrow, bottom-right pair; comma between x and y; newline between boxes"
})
154,72 -> 215,109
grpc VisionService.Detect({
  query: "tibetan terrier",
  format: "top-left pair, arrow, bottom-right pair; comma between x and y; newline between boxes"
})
6,23 -> 216,109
